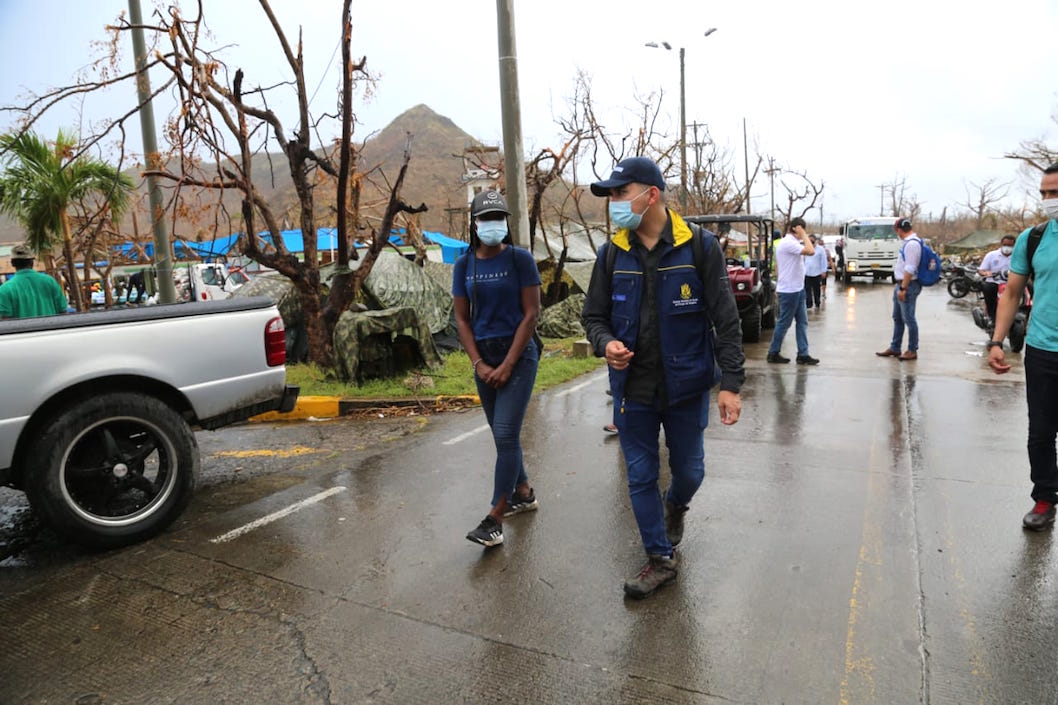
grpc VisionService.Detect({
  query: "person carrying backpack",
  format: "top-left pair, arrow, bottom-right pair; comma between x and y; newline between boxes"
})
876,217 -> 924,361
989,163 -> 1058,531
581,156 -> 745,599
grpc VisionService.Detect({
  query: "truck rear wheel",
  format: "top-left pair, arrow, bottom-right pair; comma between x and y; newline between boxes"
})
25,392 -> 199,548
741,301 -> 762,343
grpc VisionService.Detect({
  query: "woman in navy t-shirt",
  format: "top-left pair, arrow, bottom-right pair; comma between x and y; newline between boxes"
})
452,190 -> 542,548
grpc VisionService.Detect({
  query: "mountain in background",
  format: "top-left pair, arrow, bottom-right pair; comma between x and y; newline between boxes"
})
0,104 -> 486,244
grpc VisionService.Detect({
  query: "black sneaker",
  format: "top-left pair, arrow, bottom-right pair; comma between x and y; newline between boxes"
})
767,352 -> 790,364
664,499 -> 689,546
623,554 -> 679,598
466,515 -> 503,546
796,355 -> 820,365
503,488 -> 538,518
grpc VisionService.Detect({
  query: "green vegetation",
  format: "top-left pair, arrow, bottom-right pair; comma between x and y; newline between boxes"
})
287,337 -> 604,399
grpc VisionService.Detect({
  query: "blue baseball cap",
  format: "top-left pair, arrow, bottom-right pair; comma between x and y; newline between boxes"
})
590,156 -> 666,197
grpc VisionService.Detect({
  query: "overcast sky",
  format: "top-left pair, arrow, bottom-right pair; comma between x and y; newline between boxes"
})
1,0 -> 1055,226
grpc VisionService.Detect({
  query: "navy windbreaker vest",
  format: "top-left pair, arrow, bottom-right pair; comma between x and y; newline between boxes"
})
608,211 -> 716,406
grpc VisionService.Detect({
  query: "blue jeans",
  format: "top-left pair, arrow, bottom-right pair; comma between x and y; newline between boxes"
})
888,280 -> 922,352
615,395 -> 707,557
768,289 -> 809,356
1025,345 -> 1058,503
474,337 -> 539,507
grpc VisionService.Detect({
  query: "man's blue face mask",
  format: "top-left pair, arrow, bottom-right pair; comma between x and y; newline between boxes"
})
608,188 -> 651,231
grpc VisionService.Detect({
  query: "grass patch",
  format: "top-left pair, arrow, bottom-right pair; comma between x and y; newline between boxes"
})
286,336 -> 605,399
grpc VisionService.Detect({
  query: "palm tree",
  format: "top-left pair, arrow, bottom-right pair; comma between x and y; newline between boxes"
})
0,130 -> 134,311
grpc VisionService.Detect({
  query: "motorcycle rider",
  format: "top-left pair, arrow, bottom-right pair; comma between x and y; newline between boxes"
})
978,234 -> 1016,324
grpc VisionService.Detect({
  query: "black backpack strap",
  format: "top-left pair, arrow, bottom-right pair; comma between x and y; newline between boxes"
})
1027,222 -> 1047,279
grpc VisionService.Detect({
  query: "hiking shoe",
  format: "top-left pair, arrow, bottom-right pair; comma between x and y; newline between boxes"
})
623,554 -> 679,599
767,352 -> 790,364
466,515 -> 504,546
796,355 -> 820,365
1023,501 -> 1056,531
664,499 -> 689,546
503,488 -> 538,518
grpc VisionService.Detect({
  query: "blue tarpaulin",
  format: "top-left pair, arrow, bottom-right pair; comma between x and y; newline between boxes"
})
117,227 -> 470,264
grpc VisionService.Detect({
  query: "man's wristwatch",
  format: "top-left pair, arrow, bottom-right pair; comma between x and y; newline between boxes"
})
987,340 -> 1004,350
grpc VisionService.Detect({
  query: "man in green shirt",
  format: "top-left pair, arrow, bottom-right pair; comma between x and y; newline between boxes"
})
0,244 -> 68,319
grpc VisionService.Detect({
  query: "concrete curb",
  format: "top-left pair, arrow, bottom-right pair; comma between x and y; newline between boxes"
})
251,394 -> 480,421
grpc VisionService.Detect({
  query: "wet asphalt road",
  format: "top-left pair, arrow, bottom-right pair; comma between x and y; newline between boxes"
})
2,279 -> 1057,704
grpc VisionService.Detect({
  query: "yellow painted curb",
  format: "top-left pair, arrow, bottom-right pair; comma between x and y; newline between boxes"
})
252,395 -> 339,422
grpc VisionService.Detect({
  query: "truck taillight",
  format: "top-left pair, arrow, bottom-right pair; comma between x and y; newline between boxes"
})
265,316 -> 286,367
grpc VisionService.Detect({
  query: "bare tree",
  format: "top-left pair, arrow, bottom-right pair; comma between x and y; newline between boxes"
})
961,177 -> 1010,229
774,169 -> 825,226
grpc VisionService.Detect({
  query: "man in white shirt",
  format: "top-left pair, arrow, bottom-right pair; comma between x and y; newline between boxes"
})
876,217 -> 923,361
803,234 -> 829,310
978,234 -> 1015,323
767,217 -> 819,365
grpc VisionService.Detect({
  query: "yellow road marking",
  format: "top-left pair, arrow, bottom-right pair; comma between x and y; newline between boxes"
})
214,446 -> 325,459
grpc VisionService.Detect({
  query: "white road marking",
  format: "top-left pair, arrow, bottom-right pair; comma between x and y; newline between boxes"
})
554,378 -> 596,397
442,424 -> 490,446
210,486 -> 347,543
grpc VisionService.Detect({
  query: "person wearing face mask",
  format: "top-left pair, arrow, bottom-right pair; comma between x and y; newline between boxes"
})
581,156 -> 745,599
989,163 -> 1058,531
978,234 -> 1017,324
453,190 -> 543,548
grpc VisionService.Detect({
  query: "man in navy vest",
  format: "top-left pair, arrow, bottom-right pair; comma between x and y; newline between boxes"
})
582,156 -> 745,598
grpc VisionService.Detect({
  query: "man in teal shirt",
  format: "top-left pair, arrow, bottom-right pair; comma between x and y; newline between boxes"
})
989,163 -> 1058,530
0,244 -> 68,319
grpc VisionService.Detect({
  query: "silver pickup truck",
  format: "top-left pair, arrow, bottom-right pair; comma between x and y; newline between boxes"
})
0,297 -> 299,547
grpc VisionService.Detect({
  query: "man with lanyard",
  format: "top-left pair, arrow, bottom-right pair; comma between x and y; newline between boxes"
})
876,217 -> 922,361
582,156 -> 744,599
989,163 -> 1058,530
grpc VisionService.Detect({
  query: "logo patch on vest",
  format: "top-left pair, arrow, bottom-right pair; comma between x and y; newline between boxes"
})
673,282 -> 699,308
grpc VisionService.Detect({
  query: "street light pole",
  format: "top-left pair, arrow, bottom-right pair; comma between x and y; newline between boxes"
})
646,29 -> 716,212
679,47 -> 686,211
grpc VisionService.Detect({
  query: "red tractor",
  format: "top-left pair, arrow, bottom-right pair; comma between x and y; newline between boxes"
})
685,214 -> 777,343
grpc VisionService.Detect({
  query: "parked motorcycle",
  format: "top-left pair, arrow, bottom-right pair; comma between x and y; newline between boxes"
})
971,274 -> 1032,352
947,265 -> 984,299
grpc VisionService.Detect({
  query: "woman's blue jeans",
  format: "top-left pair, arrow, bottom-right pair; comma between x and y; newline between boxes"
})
768,289 -> 809,356
889,280 -> 922,353
615,394 -> 707,557
474,337 -> 539,508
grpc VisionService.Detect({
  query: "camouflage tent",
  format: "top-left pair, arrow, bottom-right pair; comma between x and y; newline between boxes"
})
322,252 -> 452,335
563,261 -> 596,296
421,259 -> 454,296
538,293 -> 586,338
231,273 -> 303,328
333,307 -> 442,383
944,229 -> 1009,253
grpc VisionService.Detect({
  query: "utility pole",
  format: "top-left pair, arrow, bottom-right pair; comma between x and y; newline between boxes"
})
495,0 -> 530,249
764,157 -> 781,223
128,0 -> 177,304
876,183 -> 886,216
743,117 -> 750,214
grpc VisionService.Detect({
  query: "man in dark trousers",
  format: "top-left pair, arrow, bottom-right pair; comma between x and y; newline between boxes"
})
989,163 -> 1058,530
582,156 -> 745,599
